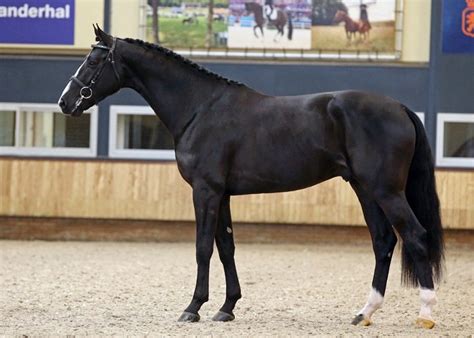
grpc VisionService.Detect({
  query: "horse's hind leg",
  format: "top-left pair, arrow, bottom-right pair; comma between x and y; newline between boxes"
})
350,181 -> 397,326
273,26 -> 284,42
273,29 -> 280,42
212,195 -> 242,321
373,189 -> 437,328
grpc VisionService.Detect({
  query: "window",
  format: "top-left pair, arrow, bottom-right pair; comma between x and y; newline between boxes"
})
436,113 -> 474,168
0,110 -> 15,146
0,103 -> 97,157
109,105 -> 175,160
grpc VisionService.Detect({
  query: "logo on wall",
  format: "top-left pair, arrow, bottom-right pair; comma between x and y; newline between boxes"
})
0,0 -> 75,45
462,0 -> 474,37
442,0 -> 474,53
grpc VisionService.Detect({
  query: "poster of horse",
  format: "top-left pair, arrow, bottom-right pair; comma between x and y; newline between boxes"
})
311,0 -> 396,51
228,0 -> 312,49
146,0 -> 229,49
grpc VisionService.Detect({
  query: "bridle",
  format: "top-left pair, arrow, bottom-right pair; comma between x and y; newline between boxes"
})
70,38 -> 121,110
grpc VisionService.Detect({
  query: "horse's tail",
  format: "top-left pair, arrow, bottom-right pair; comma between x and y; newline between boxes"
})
287,13 -> 293,40
403,106 -> 444,287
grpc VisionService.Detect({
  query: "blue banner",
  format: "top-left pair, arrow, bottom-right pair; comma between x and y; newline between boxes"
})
0,0 -> 75,45
443,0 -> 474,53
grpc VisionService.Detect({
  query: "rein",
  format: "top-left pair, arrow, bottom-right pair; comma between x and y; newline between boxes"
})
71,38 -> 121,111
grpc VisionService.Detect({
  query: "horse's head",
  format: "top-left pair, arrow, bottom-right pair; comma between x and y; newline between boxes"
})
58,25 -> 124,116
333,10 -> 347,24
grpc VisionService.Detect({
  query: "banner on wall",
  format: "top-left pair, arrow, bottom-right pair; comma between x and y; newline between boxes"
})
227,0 -> 312,49
145,0 -> 399,52
311,0 -> 396,52
442,0 -> 474,53
0,0 -> 75,45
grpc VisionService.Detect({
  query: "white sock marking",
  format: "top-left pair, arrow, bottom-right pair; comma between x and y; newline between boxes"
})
419,288 -> 437,320
359,288 -> 384,319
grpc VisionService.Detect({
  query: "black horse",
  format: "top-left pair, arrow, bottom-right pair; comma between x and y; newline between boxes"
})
59,26 -> 444,329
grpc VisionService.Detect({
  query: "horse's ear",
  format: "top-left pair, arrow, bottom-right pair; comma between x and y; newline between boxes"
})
93,23 -> 113,46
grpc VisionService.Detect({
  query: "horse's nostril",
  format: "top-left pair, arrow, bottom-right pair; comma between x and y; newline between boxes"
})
59,98 -> 67,109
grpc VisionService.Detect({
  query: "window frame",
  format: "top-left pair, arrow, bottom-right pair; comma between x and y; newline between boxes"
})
416,112 -> 425,125
109,105 -> 176,160
436,113 -> 474,168
0,102 -> 98,157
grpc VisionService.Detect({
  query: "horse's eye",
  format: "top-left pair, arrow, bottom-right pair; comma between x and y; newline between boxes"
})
88,60 -> 98,66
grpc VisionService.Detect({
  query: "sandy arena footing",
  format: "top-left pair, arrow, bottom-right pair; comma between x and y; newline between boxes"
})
0,240 -> 472,336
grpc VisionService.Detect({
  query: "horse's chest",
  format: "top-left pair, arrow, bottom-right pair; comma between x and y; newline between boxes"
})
175,151 -> 197,185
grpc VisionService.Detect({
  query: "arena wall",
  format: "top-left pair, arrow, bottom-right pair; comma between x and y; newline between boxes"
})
0,0 -> 472,233
401,0 -> 431,62
110,0 -> 143,41
0,0 -> 431,63
0,158 -> 472,229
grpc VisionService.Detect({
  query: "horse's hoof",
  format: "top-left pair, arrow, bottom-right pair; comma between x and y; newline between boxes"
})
351,314 -> 371,326
178,311 -> 200,322
212,310 -> 235,322
415,317 -> 435,329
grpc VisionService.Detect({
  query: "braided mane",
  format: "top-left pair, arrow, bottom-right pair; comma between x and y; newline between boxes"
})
123,38 -> 244,87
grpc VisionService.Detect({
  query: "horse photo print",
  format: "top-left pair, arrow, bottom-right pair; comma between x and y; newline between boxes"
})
146,0 -> 229,49
228,0 -> 312,49
312,0 -> 396,51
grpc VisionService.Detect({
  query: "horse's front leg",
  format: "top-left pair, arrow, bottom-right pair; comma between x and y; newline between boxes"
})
212,195 -> 242,321
178,182 -> 223,322
345,29 -> 351,45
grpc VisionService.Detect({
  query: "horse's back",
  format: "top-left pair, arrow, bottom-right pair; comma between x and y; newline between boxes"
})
222,92 -> 350,194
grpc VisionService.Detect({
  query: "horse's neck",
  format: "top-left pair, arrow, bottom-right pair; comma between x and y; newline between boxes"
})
121,45 -> 227,139
343,16 -> 353,25
253,5 -> 263,16
344,16 -> 359,29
